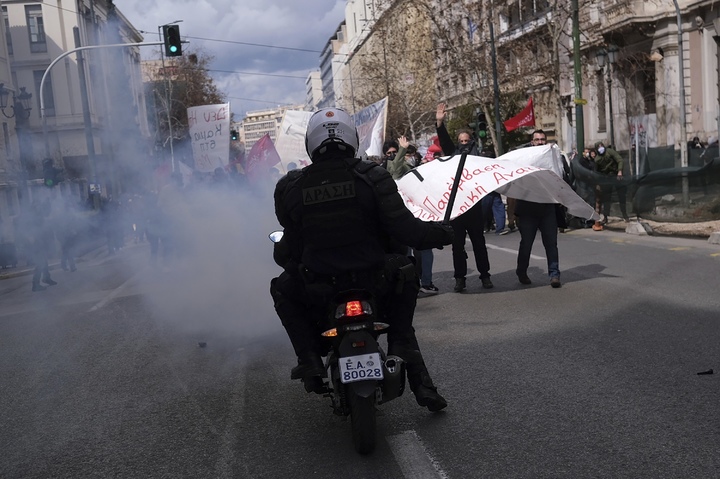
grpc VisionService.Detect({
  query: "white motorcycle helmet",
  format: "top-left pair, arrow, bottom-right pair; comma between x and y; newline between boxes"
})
305,107 -> 359,160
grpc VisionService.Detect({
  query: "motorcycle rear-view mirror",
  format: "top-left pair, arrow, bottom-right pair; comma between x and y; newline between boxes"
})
269,231 -> 284,243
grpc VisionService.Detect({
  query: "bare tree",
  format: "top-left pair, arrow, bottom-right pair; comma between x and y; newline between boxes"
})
147,48 -> 226,153
346,0 -> 438,141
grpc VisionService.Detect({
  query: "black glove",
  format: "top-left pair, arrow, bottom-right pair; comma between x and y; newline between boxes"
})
420,222 -> 454,249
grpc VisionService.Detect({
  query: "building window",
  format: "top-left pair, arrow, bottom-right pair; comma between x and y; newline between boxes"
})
2,7 -> 12,55
25,5 -> 47,53
33,70 -> 55,117
641,67 -> 656,115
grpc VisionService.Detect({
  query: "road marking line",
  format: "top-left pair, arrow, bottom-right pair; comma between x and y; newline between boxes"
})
387,430 -> 448,479
216,349 -> 250,478
668,247 -> 690,251
88,274 -> 136,312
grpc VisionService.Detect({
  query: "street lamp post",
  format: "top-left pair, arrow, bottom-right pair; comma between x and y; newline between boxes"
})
0,84 -> 33,205
595,45 -> 618,149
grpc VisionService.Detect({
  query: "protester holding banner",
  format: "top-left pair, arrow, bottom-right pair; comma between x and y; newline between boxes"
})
435,103 -> 494,292
514,130 -> 562,288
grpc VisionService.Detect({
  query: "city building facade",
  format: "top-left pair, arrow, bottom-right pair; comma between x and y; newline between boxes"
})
319,0 -> 719,163
239,104 -> 304,151
0,0 -> 148,211
304,70 -> 322,111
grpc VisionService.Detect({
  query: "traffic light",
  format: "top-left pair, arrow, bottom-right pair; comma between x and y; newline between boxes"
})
163,25 -> 182,57
477,113 -> 488,139
43,158 -> 62,187
230,130 -> 238,141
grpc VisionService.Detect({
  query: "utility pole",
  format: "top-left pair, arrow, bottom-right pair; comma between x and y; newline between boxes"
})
489,8 -> 503,155
73,27 -> 99,208
672,0 -> 689,205
572,0 -> 585,153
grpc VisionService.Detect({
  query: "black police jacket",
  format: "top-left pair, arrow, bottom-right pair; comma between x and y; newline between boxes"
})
274,155 -> 451,276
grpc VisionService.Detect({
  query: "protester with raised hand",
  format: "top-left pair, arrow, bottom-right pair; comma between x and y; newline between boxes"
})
435,103 -> 494,292
387,135 -> 440,295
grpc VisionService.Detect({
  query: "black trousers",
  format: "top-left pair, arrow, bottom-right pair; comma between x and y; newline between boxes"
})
450,204 -> 490,279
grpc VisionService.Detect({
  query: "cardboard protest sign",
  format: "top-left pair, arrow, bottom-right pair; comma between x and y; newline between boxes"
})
187,104 -> 231,172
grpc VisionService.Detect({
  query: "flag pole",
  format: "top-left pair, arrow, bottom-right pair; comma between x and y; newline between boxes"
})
443,149 -> 470,224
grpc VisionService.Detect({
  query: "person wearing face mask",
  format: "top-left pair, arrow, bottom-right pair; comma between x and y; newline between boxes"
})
593,141 -> 629,228
380,140 -> 399,169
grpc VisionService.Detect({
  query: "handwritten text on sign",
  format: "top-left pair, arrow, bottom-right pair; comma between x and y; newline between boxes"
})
188,103 -> 230,172
398,158 -> 541,222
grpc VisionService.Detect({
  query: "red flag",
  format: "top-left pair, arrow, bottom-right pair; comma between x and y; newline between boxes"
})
503,97 -> 535,133
245,133 -> 281,180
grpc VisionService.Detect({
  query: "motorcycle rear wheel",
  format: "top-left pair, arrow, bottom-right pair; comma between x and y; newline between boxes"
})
349,392 -> 376,454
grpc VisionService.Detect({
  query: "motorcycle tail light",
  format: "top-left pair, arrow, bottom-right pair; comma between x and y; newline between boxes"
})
335,300 -> 372,319
352,341 -> 366,348
346,301 -> 363,316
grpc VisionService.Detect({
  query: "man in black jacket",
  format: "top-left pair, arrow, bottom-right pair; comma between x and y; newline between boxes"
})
435,103 -> 493,292
272,108 -> 454,411
514,130 -> 562,288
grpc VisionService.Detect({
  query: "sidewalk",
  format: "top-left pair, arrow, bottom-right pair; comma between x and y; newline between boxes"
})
600,216 -> 720,240
0,239 -> 106,281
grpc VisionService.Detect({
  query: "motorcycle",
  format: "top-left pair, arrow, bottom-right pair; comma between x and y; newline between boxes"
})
269,231 -> 406,454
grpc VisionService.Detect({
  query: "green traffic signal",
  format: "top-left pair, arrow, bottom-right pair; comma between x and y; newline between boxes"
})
163,25 -> 182,57
42,159 -> 62,187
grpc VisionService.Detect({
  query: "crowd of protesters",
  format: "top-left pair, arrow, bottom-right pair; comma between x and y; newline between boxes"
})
7,158 -> 271,292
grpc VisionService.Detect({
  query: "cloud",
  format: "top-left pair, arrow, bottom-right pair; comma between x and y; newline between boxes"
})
115,0 -> 345,118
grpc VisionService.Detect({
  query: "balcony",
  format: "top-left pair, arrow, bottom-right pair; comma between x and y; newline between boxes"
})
497,11 -> 551,47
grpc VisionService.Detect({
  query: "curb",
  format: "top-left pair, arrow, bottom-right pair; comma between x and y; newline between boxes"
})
600,216 -> 720,241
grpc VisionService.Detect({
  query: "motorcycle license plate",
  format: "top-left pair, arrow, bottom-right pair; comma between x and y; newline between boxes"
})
339,353 -> 384,384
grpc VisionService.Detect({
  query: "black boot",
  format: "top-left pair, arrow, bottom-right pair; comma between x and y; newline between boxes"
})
390,344 -> 447,412
291,354 -> 327,394
408,370 -> 448,412
290,353 -> 326,379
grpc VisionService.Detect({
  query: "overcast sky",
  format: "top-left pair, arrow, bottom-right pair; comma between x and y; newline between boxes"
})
115,0 -> 346,120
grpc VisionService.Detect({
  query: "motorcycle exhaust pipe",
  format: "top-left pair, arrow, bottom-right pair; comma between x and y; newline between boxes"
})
378,355 -> 405,404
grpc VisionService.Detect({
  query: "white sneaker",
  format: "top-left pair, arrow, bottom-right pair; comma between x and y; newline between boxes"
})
419,284 -> 439,294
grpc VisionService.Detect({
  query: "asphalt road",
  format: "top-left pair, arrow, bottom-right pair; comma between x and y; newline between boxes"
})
1,227 -> 719,478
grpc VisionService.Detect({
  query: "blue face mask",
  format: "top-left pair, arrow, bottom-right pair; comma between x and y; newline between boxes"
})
598,147 -> 606,155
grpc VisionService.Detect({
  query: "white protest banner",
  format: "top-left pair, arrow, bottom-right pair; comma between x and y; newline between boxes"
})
352,97 -> 387,157
275,110 -> 313,173
187,103 -> 230,172
498,144 -> 565,177
396,145 -> 598,222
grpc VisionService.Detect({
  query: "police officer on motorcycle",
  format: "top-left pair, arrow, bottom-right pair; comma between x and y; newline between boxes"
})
271,107 -> 454,412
